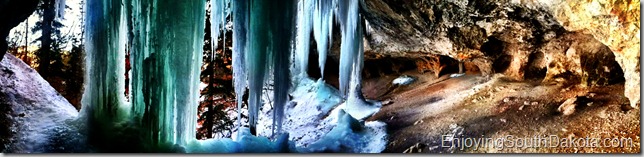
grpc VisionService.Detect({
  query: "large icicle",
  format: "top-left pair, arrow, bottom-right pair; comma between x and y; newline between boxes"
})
247,0 -> 296,136
247,0 -> 271,135
271,0 -> 297,137
336,0 -> 380,120
336,0 -> 355,96
294,0 -> 314,78
211,0 -> 225,60
336,1 -> 357,96
232,0 -> 249,130
312,0 -> 333,78
82,0 -> 131,151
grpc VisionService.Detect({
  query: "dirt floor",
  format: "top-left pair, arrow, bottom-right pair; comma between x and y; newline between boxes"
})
363,70 -> 640,153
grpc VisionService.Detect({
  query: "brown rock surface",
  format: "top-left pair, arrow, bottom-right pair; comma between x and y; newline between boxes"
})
359,0 -> 639,107
548,0 -> 640,107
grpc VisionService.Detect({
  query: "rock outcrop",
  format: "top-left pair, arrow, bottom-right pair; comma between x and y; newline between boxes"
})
548,0 -> 640,107
1,53 -> 84,153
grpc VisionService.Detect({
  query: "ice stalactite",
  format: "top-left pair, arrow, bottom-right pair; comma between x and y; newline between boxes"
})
247,0 -> 297,136
336,0 -> 355,96
310,0 -> 337,112
125,0 -> 206,146
232,0 -> 249,130
82,0 -> 132,151
247,0 -> 270,135
271,0 -> 297,137
313,0 -> 334,78
82,0 -> 128,126
211,0 -> 226,60
294,0 -> 314,79
336,0 -> 380,120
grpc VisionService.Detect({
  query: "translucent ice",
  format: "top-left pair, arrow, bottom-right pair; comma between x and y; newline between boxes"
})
232,0 -> 249,128
313,0 -> 334,78
295,0 -> 314,78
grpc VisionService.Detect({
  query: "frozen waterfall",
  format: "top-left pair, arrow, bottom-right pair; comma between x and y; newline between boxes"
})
82,0 -> 385,153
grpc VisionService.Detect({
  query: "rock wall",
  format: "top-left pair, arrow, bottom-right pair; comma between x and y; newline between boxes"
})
548,0 -> 640,107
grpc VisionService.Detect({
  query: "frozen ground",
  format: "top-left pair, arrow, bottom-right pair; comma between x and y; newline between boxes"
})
366,70 -> 640,153
256,77 -> 388,153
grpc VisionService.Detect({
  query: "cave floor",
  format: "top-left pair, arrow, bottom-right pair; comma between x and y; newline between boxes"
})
365,71 -> 640,153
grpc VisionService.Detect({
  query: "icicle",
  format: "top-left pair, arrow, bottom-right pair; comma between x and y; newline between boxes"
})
232,0 -> 249,129
247,0 -> 271,135
127,0 -> 145,120
295,0 -> 314,78
336,0 -> 379,120
336,0 -> 356,96
55,0 -> 66,19
211,0 -> 225,60
313,0 -> 333,78
271,0 -> 296,136
247,0 -> 296,136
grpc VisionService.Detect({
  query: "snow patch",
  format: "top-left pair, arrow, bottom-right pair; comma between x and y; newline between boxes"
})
392,75 -> 415,85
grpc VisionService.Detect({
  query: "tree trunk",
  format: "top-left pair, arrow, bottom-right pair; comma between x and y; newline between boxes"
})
38,0 -> 56,77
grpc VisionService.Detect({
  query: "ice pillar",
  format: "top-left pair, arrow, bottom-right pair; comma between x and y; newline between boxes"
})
125,0 -> 206,146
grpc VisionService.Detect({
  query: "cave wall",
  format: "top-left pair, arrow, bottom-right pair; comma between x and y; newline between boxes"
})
359,0 -> 639,107
548,0 -> 640,107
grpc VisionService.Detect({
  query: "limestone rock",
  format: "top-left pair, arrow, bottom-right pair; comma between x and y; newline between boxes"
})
548,0 -> 640,107
558,97 -> 577,116
535,32 -> 624,86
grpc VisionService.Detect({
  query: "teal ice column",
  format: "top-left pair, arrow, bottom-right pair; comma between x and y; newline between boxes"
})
126,0 -> 206,146
232,0 -> 248,128
82,0 -> 127,127
247,0 -> 296,135
85,0 -> 205,147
